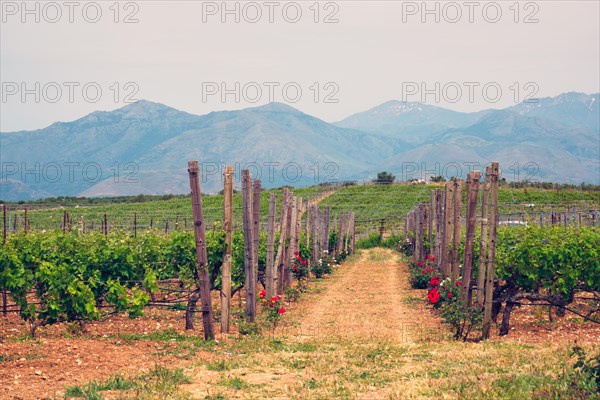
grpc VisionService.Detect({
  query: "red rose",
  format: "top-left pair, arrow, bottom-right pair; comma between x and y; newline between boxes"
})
427,288 -> 440,304
456,281 -> 461,286
259,289 -> 266,299
278,307 -> 286,315
427,254 -> 435,261
448,292 -> 453,299
429,277 -> 440,287
297,256 -> 302,261
294,251 -> 299,256
418,262 -> 424,267
302,260 -> 307,265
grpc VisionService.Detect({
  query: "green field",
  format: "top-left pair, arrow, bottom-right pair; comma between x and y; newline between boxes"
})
2,184 -> 598,236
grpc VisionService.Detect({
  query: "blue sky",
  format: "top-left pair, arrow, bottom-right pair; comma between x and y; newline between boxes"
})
1,0 -> 599,131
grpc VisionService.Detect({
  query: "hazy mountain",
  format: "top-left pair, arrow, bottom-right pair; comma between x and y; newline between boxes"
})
508,92 -> 599,132
0,101 -> 393,200
334,100 -> 486,144
1,93 -> 598,201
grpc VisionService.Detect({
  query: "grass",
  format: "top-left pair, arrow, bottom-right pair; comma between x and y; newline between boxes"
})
64,364 -> 192,399
111,328 -> 217,359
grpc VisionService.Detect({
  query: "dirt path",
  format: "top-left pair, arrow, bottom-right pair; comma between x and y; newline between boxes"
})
185,248 -> 447,399
287,248 -> 439,344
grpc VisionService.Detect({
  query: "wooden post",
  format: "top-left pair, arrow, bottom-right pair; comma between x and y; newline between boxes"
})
252,179 -> 261,297
305,205 -> 311,258
133,212 -> 137,238
428,190 -> 435,252
242,170 -> 256,322
103,213 -> 108,236
2,204 -> 6,244
321,207 -> 330,253
476,176 -> 491,307
187,160 -> 215,340
23,208 -> 28,234
295,198 -> 303,255
441,182 -> 453,278
451,179 -> 463,281
221,165 -> 234,333
460,171 -> 481,304
344,210 -> 353,253
265,193 -> 276,298
274,188 -> 289,294
349,212 -> 356,253
63,211 -> 67,234
434,189 -> 443,269
336,211 -> 345,257
283,193 -> 294,288
312,205 -> 320,261
482,162 -> 500,340
286,196 -> 298,288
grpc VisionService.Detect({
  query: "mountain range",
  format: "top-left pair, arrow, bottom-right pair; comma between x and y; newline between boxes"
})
1,92 -> 598,201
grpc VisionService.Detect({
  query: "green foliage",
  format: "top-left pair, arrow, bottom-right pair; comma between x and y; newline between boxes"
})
0,229 -> 249,335
311,252 -> 334,278
496,226 -> 600,299
571,345 -> 600,394
373,171 -> 395,185
356,233 -> 381,249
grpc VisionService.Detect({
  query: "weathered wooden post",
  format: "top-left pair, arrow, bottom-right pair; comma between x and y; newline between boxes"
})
441,182 -> 453,278
274,189 -> 289,293
312,205 -> 320,261
265,193 -> 276,298
221,165 -> 234,333
482,162 -> 500,340
434,189 -> 443,269
286,196 -> 298,288
252,179 -> 261,296
460,171 -> 481,304
2,204 -> 7,244
451,178 -> 463,281
187,161 -> 215,339
428,190 -> 435,252
476,174 -> 491,307
242,170 -> 256,322
321,207 -> 330,253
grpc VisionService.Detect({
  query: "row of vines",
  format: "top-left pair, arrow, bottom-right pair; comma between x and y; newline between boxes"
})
401,163 -> 600,340
0,163 -> 356,339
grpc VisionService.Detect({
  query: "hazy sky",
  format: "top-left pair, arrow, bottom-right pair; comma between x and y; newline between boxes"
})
1,0 -> 599,131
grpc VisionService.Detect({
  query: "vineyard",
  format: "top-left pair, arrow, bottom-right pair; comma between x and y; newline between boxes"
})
1,163 -> 600,399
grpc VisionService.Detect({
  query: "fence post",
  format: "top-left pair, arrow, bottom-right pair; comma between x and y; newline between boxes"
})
242,170 -> 256,322
313,205 -> 320,261
482,162 -> 500,339
2,204 -> 6,244
441,182 -> 453,278
274,188 -> 289,294
461,171 -> 481,305
187,160 -> 215,339
221,165 -> 234,333
476,176 -> 491,307
252,179 -> 261,297
451,179 -> 463,281
266,193 -> 276,299
434,189 -> 443,269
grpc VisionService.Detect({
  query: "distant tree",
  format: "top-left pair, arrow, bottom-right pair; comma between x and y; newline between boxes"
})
430,175 -> 446,183
373,171 -> 395,185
